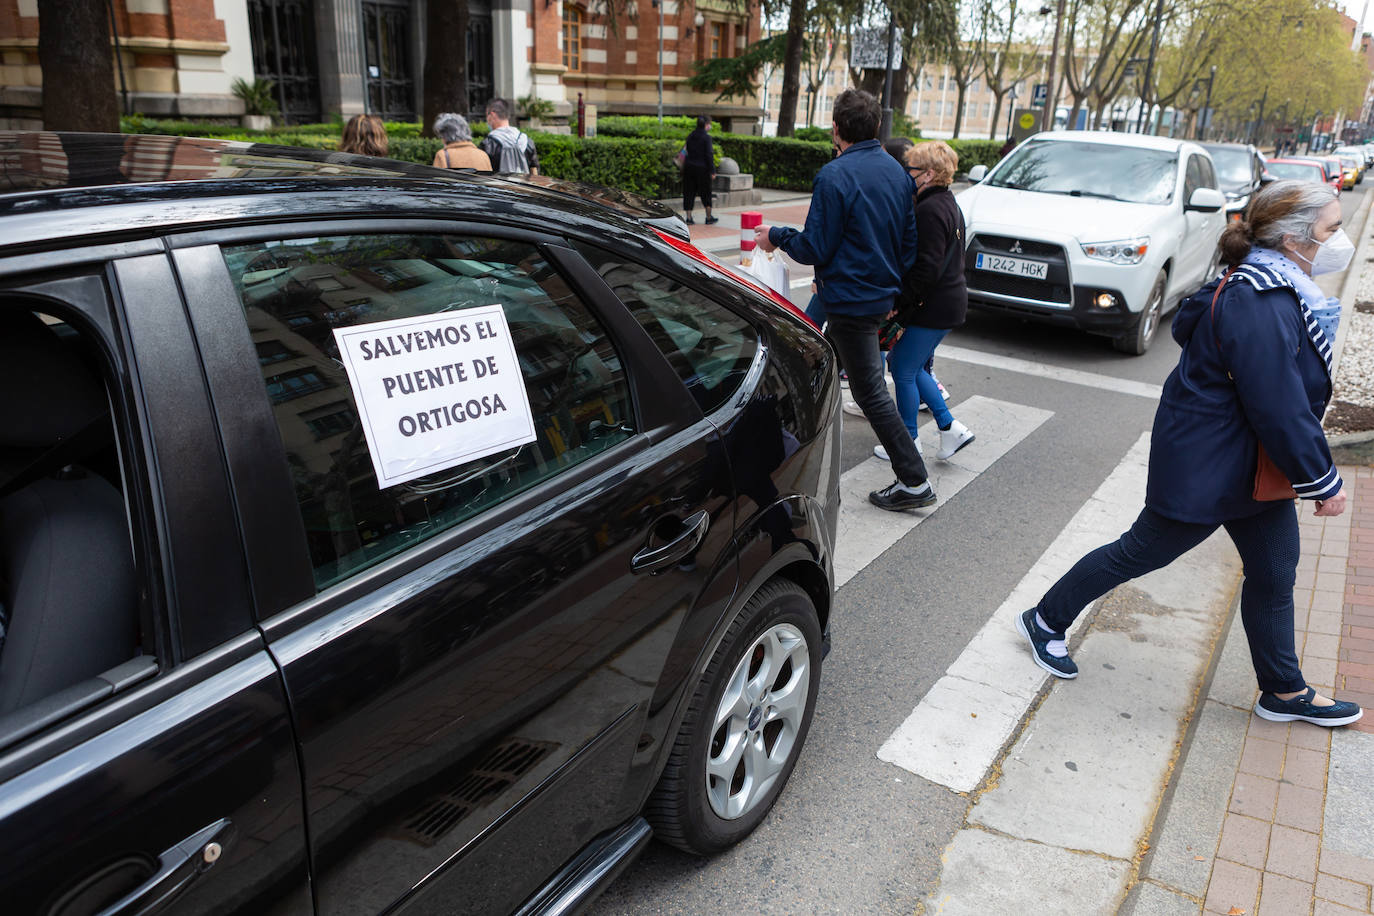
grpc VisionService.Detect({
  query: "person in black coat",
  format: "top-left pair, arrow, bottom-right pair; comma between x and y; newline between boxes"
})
682,116 -> 717,225
1015,179 -> 1362,729
879,140 -> 975,464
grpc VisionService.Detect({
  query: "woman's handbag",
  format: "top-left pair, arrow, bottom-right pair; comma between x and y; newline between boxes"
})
674,148 -> 687,170
878,317 -> 903,351
1209,269 -> 1298,502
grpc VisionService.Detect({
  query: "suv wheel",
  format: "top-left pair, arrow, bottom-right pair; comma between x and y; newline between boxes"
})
1114,269 -> 1168,355
646,579 -> 821,855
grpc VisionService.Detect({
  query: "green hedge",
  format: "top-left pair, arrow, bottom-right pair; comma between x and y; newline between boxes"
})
713,134 -> 832,192
594,115 -> 723,138
945,139 -> 1004,175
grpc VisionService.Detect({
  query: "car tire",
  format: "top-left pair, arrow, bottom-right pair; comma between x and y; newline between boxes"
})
646,579 -> 821,855
1114,269 -> 1168,356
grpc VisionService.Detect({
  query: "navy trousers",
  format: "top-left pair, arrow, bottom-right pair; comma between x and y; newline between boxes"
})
1037,501 -> 1305,694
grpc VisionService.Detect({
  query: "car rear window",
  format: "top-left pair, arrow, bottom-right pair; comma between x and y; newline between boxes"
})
223,233 -> 636,590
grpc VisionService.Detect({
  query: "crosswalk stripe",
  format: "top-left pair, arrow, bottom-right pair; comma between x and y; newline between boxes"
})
876,432 -> 1153,792
835,396 -> 1053,588
939,344 -> 1165,400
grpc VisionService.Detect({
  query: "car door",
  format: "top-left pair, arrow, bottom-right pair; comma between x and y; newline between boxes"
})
0,252 -> 310,916
1178,153 -> 1215,290
172,224 -> 739,915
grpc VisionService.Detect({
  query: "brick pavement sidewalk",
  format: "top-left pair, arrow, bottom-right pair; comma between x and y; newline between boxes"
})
1201,466 -> 1374,916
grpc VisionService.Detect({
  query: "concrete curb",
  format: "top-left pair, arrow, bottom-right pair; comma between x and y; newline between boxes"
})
1330,185 -> 1374,377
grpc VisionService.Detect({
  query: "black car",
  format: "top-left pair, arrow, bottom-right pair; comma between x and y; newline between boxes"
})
0,132 -> 840,916
1199,142 -> 1268,220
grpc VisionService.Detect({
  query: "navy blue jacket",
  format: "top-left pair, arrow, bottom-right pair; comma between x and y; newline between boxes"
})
767,139 -> 918,315
1145,267 -> 1342,524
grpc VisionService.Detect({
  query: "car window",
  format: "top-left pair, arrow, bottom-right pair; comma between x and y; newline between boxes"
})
1184,155 -> 1204,201
986,140 -> 1177,204
572,241 -> 759,414
0,304 -> 145,718
1197,155 -> 1218,190
222,233 -> 635,591
1266,161 -> 1324,183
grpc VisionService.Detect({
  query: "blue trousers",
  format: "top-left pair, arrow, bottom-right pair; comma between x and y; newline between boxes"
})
889,325 -> 952,432
1037,502 -> 1305,693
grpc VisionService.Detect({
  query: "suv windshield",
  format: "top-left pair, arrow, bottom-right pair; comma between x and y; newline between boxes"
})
986,140 -> 1178,204
1204,147 -> 1252,191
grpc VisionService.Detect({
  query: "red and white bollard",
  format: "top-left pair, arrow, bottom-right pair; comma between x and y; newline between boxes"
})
739,210 -> 761,268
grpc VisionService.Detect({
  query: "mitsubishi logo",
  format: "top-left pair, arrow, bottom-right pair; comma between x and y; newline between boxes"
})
1009,240 -> 1024,254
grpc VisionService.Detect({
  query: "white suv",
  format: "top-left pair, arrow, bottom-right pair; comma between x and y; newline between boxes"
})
960,131 -> 1227,354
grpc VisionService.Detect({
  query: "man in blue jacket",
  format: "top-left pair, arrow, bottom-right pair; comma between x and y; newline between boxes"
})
756,89 -> 931,510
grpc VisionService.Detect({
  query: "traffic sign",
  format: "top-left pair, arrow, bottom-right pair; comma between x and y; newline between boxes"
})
1032,83 -> 1048,107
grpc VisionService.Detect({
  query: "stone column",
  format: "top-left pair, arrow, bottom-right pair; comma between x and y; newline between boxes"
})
492,0 -> 534,104
316,0 -> 367,118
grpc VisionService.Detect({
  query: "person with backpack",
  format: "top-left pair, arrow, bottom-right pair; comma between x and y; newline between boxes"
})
481,98 -> 539,175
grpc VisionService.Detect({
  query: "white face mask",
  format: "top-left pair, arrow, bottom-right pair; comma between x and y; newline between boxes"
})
1294,229 -> 1355,275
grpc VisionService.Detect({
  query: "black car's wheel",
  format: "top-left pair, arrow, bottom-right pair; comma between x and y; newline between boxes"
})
646,579 -> 821,855
1114,269 -> 1168,356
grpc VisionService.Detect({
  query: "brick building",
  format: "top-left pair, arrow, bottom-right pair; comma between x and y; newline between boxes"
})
0,0 -> 763,130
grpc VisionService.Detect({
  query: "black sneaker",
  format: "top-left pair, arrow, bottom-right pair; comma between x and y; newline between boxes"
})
684,213 -> 694,224
1016,608 -> 1078,679
705,215 -> 719,224
1255,687 -> 1363,727
868,479 -> 936,511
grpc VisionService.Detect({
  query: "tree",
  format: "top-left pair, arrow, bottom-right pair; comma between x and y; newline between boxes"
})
38,0 -> 117,131
422,0 -> 470,136
1059,0 -> 1150,130
776,0 -> 810,136
977,0 -> 1051,139
944,3 -> 987,137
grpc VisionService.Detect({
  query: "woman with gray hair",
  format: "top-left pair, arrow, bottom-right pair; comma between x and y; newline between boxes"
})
1014,180 -> 1362,728
431,113 -> 491,170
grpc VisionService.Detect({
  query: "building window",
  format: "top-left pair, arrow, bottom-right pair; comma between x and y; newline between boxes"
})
922,100 -> 931,115
563,6 -> 582,71
710,22 -> 724,58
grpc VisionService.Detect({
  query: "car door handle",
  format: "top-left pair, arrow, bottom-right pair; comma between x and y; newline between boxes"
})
631,510 -> 710,575
95,819 -> 232,916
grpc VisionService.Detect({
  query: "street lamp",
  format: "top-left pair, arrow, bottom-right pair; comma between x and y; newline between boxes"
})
1192,65 -> 1215,140
1006,85 -> 1019,139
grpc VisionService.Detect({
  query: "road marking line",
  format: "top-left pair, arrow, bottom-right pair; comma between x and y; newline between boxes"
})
835,396 -> 1053,589
876,432 -> 1152,792
939,344 -> 1165,401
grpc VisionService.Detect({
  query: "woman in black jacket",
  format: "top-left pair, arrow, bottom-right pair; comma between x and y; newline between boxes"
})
879,140 -> 974,463
682,116 -> 717,225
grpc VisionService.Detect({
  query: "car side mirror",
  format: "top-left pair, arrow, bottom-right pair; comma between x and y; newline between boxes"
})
1185,187 -> 1226,213
967,164 -> 988,184
1259,170 -> 1276,186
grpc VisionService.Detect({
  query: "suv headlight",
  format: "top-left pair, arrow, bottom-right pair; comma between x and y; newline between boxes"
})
1080,237 -> 1150,265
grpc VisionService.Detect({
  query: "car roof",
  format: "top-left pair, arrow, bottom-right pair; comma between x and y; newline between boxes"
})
1030,130 -> 1200,154
1266,158 -> 1324,167
0,131 -> 688,249
1200,142 -> 1255,152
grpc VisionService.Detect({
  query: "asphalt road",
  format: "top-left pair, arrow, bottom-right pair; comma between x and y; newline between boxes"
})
588,183 -> 1370,915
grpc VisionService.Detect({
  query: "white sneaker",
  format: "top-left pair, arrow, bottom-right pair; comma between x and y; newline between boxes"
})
936,420 -> 975,460
932,373 -> 949,400
842,400 -> 866,418
874,437 -> 923,462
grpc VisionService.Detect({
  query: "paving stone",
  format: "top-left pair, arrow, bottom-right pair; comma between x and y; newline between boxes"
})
1267,823 -> 1321,883
1121,881 -> 1204,916
1316,872 -> 1372,910
1216,813 -> 1270,869
1284,746 -> 1332,790
1230,772 -> 1279,819
1313,900 -> 1367,916
922,829 -> 1129,916
1325,730 -> 1374,860
1321,848 -> 1374,886
1275,782 -> 1326,833
1204,860 -> 1261,915
1257,873 -> 1315,916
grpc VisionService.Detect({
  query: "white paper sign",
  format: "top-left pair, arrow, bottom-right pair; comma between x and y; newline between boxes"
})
332,305 -> 536,489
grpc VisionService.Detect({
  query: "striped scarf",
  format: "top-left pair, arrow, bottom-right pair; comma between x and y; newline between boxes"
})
1234,247 -> 1333,375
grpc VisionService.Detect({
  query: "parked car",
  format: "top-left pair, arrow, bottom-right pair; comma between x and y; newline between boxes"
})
0,132 -> 842,916
1334,153 -> 1363,187
1335,144 -> 1372,170
1200,142 -> 1267,220
959,131 -> 1227,354
1265,156 -> 1337,189
1294,155 -> 1346,193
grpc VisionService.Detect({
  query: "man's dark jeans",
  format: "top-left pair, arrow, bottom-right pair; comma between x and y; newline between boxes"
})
826,312 -> 929,487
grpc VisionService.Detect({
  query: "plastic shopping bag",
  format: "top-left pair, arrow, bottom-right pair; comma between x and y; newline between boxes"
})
741,249 -> 791,299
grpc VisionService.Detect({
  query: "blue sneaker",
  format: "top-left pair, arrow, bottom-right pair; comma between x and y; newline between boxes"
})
1016,608 -> 1078,679
1255,687 -> 1363,727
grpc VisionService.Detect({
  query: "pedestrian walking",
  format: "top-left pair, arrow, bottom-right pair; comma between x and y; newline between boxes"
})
340,114 -> 388,157
755,89 -> 934,511
481,98 -> 539,174
1016,180 -> 1362,728
431,112 -> 491,170
876,140 -> 975,464
681,116 -> 717,225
